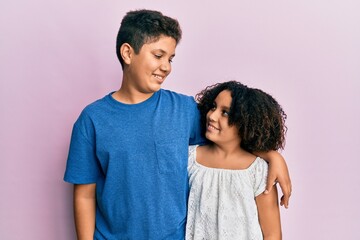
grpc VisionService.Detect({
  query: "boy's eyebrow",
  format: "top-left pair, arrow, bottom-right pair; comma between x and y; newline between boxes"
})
154,49 -> 176,57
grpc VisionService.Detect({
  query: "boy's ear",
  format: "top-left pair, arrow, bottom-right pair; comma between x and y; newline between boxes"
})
120,43 -> 133,65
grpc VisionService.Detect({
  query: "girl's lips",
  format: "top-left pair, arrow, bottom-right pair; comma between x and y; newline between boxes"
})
207,123 -> 219,131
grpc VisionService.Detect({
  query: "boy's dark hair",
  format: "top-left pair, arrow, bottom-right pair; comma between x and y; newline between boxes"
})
196,81 -> 287,152
116,9 -> 182,69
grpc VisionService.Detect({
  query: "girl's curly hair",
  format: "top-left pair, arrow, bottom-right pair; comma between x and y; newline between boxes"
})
196,81 -> 287,152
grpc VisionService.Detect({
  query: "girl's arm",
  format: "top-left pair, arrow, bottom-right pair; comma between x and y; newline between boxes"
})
254,150 -> 292,208
256,185 -> 282,240
74,183 -> 96,240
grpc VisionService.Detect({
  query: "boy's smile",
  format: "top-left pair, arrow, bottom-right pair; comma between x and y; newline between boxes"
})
124,35 -> 176,98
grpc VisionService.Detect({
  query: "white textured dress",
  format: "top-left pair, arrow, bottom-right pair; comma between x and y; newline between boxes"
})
186,145 -> 268,240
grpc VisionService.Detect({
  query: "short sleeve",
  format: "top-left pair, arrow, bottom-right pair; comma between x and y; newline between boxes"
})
188,145 -> 197,167
252,158 -> 269,197
188,98 -> 206,145
63,111 -> 101,184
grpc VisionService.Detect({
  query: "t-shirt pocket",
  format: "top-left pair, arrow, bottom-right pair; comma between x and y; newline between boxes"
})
155,138 -> 187,174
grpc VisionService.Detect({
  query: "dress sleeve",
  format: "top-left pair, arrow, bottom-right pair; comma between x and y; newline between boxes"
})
188,145 -> 197,167
252,158 -> 269,197
63,111 -> 101,184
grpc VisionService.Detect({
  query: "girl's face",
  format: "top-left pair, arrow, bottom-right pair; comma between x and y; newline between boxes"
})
205,90 -> 240,146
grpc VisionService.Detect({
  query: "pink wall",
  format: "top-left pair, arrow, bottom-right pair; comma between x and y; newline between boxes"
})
1,0 -> 359,239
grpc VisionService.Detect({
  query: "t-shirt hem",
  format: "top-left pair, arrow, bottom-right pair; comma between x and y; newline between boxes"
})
63,176 -> 98,184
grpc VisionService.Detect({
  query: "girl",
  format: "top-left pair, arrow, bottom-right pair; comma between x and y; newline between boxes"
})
186,81 -> 287,240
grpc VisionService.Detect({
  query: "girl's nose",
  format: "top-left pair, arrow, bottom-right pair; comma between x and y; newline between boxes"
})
208,110 -> 218,122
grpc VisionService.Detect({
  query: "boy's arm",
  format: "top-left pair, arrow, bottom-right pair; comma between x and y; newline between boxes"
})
74,184 -> 96,240
254,151 -> 292,208
256,185 -> 282,240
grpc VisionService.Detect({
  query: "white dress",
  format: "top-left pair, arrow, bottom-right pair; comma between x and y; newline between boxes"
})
186,145 -> 268,240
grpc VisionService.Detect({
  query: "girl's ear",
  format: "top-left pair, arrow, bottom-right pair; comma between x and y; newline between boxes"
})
120,43 -> 133,65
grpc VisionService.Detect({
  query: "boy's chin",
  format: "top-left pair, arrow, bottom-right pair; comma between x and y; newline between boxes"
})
147,87 -> 161,93
149,83 -> 162,92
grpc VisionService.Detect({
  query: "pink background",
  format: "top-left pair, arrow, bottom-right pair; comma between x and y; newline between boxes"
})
1,0 -> 359,239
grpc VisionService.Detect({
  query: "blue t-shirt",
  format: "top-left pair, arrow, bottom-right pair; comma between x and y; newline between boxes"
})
64,89 -> 205,239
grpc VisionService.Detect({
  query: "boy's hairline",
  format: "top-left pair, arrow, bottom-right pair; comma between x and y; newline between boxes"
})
121,34 -> 179,55
116,9 -> 182,68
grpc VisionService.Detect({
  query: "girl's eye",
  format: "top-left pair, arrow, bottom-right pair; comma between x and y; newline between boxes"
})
154,54 -> 162,59
169,58 -> 173,63
222,111 -> 229,116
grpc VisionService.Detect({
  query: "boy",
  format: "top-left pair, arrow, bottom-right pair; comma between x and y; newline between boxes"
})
64,9 -> 291,239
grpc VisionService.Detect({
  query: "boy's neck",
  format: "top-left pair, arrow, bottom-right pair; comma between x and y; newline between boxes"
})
112,88 -> 155,104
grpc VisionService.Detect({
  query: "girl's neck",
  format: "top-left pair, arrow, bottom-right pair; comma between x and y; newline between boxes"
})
197,143 -> 256,170
209,143 -> 242,160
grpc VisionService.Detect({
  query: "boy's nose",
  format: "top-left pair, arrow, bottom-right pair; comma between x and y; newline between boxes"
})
160,61 -> 171,72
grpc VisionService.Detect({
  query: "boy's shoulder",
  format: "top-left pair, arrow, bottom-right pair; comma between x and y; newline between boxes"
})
79,93 -> 112,117
160,89 -> 195,102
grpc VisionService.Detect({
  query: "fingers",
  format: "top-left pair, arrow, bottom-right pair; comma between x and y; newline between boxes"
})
279,180 -> 292,209
280,194 -> 289,209
265,179 -> 292,209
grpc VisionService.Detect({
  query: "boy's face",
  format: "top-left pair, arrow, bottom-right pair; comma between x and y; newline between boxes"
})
126,35 -> 176,94
205,90 -> 240,146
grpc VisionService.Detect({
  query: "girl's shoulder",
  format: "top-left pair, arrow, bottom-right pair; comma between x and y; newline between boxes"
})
189,145 -> 198,154
188,145 -> 199,165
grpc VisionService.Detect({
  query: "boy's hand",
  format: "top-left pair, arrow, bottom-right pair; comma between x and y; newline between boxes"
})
264,152 -> 292,209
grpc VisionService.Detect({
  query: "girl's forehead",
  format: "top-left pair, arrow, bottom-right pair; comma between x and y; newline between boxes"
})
216,90 -> 232,100
215,90 -> 232,105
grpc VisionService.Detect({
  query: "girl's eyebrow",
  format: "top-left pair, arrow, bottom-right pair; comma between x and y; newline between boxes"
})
217,105 -> 230,112
213,101 -> 230,111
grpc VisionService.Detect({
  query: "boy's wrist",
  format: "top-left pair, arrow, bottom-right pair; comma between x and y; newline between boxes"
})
254,150 -> 281,163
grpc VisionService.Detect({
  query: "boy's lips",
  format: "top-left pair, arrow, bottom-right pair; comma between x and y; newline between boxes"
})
153,74 -> 166,84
